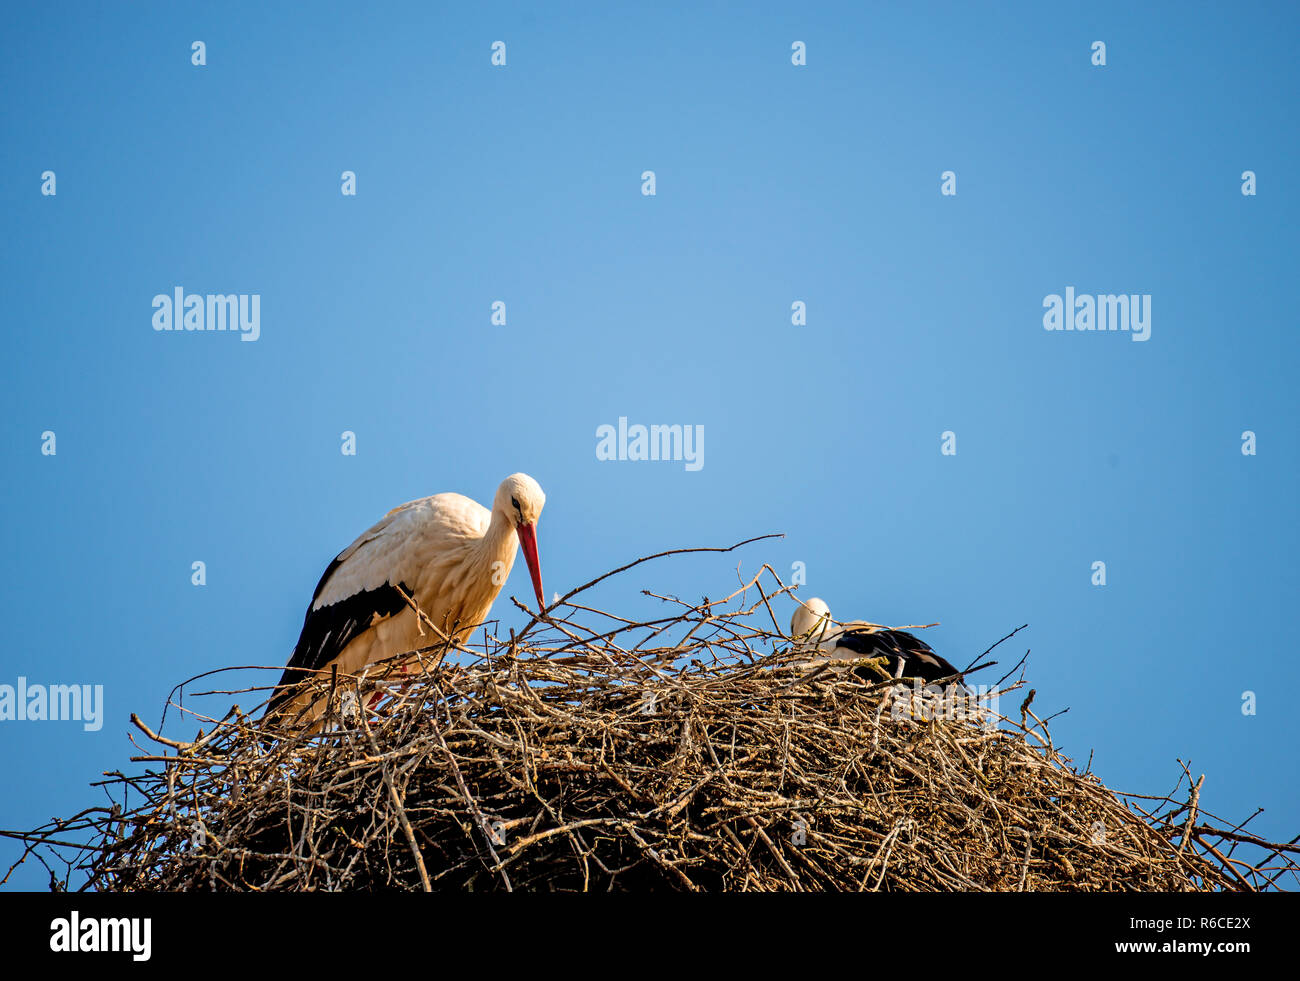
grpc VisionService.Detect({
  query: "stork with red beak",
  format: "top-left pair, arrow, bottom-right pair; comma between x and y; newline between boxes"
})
266,473 -> 547,724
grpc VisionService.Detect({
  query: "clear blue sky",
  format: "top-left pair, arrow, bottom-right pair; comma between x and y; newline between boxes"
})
2,2 -> 1297,889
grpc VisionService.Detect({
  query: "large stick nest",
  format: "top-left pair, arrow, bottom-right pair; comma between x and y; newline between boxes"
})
7,546 -> 1296,891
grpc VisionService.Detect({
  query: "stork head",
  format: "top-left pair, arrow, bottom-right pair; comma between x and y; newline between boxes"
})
790,596 -> 833,641
496,473 -> 547,611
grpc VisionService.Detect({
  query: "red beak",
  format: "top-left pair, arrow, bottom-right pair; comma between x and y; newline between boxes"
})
516,521 -> 545,611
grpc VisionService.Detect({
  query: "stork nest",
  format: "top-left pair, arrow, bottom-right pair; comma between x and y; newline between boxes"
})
6,543 -> 1297,892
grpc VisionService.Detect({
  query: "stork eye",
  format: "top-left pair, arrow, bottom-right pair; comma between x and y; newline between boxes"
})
511,496 -> 521,511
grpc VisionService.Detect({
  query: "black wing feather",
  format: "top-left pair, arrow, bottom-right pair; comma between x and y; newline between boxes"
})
267,561 -> 414,715
837,628 -> 962,684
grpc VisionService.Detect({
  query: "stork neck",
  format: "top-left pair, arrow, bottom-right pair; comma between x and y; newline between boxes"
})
474,508 -> 518,569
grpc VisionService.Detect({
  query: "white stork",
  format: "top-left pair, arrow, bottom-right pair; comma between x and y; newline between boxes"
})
266,473 -> 547,724
789,597 -> 964,686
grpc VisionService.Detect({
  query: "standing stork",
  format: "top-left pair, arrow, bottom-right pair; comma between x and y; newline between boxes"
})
789,597 -> 963,685
266,473 -> 547,725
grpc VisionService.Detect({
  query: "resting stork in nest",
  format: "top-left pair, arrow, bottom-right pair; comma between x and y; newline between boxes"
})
789,597 -> 964,686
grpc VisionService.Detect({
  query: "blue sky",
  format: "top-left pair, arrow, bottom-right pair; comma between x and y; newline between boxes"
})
2,2 -> 1297,889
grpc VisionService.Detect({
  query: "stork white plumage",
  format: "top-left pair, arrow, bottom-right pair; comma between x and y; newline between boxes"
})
790,597 -> 963,685
267,473 -> 547,724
